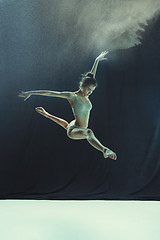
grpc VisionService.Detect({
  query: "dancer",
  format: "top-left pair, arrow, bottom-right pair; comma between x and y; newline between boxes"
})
19,51 -> 117,160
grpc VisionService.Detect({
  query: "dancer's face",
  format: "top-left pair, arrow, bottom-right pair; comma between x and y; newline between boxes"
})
81,84 -> 96,97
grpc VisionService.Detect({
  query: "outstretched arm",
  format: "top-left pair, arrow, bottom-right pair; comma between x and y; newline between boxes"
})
90,51 -> 108,78
18,90 -> 73,101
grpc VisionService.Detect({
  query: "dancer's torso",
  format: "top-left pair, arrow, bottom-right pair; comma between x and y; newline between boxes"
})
69,93 -> 92,128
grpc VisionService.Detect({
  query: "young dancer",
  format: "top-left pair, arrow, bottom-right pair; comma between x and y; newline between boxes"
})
19,51 -> 117,160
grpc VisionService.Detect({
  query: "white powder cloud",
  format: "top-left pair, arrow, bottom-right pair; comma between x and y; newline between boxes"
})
0,0 -> 160,80
54,0 -> 160,51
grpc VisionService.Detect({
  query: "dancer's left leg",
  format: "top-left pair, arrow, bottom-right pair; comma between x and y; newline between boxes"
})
86,129 -> 117,160
68,127 -> 117,160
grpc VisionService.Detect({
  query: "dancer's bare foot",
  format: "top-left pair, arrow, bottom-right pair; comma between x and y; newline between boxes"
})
35,107 -> 47,117
103,148 -> 117,160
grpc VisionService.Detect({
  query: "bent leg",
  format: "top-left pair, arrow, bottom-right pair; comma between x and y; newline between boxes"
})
68,127 -> 117,160
35,107 -> 68,130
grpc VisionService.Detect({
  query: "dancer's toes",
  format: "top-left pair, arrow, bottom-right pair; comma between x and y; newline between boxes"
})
103,148 -> 117,160
109,153 -> 117,160
35,107 -> 46,115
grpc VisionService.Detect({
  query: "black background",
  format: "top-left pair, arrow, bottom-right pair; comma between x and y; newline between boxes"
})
0,1 -> 160,200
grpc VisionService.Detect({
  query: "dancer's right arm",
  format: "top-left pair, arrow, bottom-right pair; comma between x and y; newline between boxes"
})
18,90 -> 73,101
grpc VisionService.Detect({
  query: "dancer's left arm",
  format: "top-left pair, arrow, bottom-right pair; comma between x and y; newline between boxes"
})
90,51 -> 108,78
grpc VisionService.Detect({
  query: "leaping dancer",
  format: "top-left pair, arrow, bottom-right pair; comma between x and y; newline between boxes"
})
19,51 -> 117,160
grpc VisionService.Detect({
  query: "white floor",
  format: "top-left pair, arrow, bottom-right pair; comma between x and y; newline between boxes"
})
0,200 -> 159,240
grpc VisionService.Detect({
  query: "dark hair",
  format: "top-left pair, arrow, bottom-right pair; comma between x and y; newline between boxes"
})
79,72 -> 98,88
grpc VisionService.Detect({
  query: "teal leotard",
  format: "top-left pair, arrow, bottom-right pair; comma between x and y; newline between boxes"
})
72,100 -> 92,117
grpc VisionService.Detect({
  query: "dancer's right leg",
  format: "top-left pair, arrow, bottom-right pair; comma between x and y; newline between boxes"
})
35,107 -> 69,130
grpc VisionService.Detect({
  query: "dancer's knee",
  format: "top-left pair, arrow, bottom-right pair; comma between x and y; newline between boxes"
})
86,128 -> 94,138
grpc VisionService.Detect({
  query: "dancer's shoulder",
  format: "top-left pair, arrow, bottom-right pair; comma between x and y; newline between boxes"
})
60,91 -> 74,99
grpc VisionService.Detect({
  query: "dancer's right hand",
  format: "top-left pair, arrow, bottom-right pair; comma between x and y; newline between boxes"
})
18,91 -> 32,101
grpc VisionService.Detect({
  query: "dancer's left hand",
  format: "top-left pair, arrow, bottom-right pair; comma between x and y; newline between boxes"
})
96,51 -> 108,61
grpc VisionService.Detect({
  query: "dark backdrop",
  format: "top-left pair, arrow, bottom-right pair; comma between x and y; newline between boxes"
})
0,0 -> 160,200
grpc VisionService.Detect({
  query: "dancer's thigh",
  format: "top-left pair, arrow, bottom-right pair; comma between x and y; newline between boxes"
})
69,128 -> 88,139
67,123 -> 88,140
